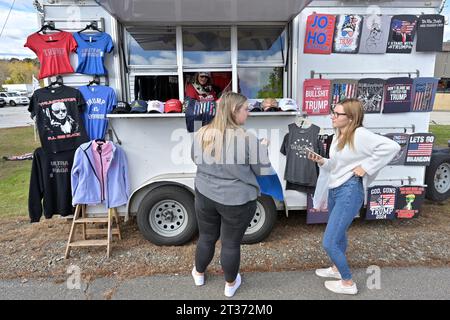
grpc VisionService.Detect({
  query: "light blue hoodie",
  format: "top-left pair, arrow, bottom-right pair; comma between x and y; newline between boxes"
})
71,141 -> 130,208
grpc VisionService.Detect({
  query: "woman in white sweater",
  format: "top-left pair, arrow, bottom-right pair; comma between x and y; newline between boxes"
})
308,98 -> 400,295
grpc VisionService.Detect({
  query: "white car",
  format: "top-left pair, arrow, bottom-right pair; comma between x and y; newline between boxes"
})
0,92 -> 30,106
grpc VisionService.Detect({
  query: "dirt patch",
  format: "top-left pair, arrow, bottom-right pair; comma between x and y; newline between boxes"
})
1,200 -> 449,282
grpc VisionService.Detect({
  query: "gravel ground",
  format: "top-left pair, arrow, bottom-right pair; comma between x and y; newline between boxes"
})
0,200 -> 449,283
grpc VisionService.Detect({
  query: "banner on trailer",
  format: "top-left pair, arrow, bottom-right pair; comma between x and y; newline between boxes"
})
395,186 -> 425,219
386,15 -> 417,54
366,186 -> 397,220
303,79 -> 331,115
304,14 -> 336,54
405,133 -> 434,165
411,77 -> 438,112
332,14 -> 363,53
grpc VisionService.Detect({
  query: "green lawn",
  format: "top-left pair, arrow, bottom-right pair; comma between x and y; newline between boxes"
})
0,126 -> 39,217
429,125 -> 450,147
0,124 -> 449,218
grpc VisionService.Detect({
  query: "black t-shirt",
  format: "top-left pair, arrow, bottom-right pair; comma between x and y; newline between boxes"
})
28,85 -> 89,153
416,15 -> 444,52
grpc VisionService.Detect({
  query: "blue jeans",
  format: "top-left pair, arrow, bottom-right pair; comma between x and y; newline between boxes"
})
323,176 -> 364,280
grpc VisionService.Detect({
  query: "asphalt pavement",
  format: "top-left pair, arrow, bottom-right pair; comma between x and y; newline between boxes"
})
0,266 -> 449,300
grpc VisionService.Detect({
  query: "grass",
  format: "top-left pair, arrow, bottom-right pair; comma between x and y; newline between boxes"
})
429,125 -> 450,147
0,126 -> 39,217
0,124 -> 449,218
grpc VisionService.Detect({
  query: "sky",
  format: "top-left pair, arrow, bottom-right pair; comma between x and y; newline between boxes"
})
0,0 -> 449,59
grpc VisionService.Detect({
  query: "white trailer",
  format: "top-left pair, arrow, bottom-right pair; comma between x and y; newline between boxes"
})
36,0 -> 448,245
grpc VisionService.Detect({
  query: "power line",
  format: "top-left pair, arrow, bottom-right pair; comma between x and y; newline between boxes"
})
0,0 -> 17,39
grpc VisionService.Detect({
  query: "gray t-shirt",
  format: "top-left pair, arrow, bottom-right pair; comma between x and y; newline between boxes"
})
280,124 -> 320,187
359,15 -> 391,54
192,130 -> 272,205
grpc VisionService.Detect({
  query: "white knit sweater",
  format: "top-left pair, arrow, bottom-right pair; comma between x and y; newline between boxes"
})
321,127 -> 401,189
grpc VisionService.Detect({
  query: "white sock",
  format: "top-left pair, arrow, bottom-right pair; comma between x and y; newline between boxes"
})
224,274 -> 241,297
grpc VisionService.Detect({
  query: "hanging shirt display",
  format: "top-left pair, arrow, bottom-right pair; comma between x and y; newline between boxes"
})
318,134 -> 334,158
330,79 -> 358,109
386,15 -> 418,54
79,85 -> 117,140
24,31 -> 77,79
280,124 -> 321,189
184,98 -> 216,133
73,32 -> 114,75
382,77 -> 414,113
28,147 -> 75,223
365,186 -> 397,220
357,78 -> 385,113
332,14 -> 363,54
395,186 -> 425,219
384,133 -> 409,165
304,14 -> 336,54
303,79 -> 331,115
71,141 -> 130,209
416,15 -> 444,52
28,85 -> 89,153
411,77 -> 438,112
358,15 -> 391,54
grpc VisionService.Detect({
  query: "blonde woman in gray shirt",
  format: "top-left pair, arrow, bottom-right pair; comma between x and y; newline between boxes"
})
308,98 -> 400,295
191,92 -> 271,297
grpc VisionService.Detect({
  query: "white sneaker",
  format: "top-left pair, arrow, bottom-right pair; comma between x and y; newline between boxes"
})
224,274 -> 241,298
315,267 -> 342,279
324,280 -> 358,295
191,267 -> 204,286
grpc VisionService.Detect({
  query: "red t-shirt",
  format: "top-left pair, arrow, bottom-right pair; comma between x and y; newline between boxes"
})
24,31 -> 77,79
185,84 -> 217,102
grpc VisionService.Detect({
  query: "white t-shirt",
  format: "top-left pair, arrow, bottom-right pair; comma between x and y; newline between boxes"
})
321,127 -> 401,189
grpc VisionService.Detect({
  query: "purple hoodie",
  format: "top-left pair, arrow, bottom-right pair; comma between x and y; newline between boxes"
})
71,141 -> 130,208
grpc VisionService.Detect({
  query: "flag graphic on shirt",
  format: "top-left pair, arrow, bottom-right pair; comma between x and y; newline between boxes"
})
411,78 -> 438,112
392,19 -> 416,44
405,133 -> 434,165
331,81 -> 358,108
366,186 -> 397,220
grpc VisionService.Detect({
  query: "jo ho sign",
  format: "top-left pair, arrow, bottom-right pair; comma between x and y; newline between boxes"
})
304,14 -> 336,54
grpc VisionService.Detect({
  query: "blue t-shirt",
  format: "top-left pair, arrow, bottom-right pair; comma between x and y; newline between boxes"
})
73,32 -> 114,75
79,85 -> 117,140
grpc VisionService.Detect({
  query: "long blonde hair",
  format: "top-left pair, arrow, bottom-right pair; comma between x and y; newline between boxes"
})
196,92 -> 248,160
336,98 -> 364,151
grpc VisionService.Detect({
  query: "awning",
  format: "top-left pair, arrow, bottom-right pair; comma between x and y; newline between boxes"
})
95,0 -> 313,24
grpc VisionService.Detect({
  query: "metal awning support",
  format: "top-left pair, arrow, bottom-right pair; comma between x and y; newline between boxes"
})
95,0 -> 312,24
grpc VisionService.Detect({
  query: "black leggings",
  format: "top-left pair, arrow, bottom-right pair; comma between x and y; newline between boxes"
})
194,189 -> 257,283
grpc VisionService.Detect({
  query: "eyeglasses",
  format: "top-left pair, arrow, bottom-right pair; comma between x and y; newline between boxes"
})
199,75 -> 209,79
330,110 -> 347,118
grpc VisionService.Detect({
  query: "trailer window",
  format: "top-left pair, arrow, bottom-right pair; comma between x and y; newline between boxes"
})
182,27 -> 231,66
238,67 -> 283,99
438,78 -> 450,93
126,27 -> 177,66
237,26 -> 286,64
133,75 -> 179,101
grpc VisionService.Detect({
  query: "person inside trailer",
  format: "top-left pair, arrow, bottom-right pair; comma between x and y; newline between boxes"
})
185,72 -> 218,102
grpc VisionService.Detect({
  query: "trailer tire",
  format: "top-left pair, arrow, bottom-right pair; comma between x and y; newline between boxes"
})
137,186 -> 197,246
425,154 -> 450,202
242,195 -> 277,244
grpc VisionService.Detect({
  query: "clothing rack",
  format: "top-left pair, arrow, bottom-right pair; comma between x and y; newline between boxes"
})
310,70 -> 421,79
319,125 -> 416,134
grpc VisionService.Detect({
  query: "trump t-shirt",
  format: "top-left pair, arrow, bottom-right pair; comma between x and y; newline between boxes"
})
24,31 -> 77,79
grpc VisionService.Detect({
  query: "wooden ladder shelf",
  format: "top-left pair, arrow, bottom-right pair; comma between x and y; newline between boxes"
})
65,204 -> 122,258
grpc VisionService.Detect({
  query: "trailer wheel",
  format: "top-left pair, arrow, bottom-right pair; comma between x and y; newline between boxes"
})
425,154 -> 450,202
242,195 -> 277,244
137,186 -> 197,246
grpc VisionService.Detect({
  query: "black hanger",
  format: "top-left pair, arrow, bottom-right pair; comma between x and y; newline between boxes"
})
47,75 -> 63,88
37,22 -> 63,36
88,75 -> 101,86
78,21 -> 101,34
